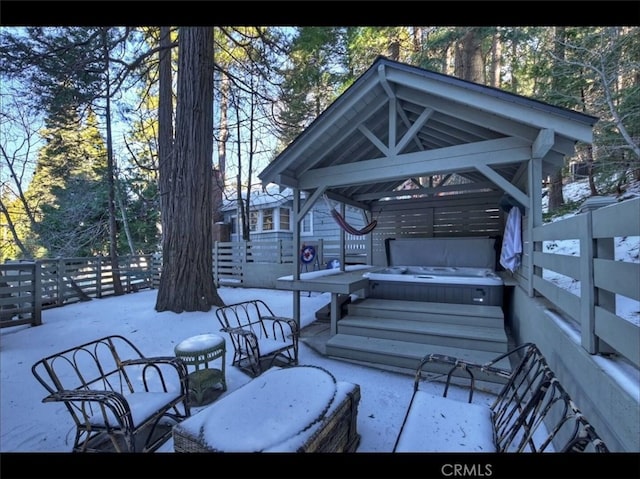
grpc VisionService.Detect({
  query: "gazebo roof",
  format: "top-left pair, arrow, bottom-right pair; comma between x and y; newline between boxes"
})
259,56 -> 598,211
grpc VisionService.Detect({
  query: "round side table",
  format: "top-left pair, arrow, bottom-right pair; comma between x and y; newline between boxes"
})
174,333 -> 227,406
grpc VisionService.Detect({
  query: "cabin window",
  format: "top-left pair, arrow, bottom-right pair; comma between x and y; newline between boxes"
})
262,208 -> 274,231
249,211 -> 258,231
230,215 -> 237,235
301,212 -> 313,235
279,208 -> 290,231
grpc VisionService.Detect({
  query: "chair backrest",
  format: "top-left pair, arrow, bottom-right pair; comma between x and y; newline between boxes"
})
215,299 -> 275,339
491,343 -> 609,453
31,335 -> 146,396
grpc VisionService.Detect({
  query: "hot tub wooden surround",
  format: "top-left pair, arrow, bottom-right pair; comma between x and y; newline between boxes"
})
324,298 -> 512,384
278,265 -> 512,384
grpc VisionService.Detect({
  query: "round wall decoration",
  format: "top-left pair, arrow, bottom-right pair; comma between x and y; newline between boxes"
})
300,245 -> 316,264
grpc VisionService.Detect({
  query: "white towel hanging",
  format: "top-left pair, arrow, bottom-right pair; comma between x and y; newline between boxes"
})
500,206 -> 522,273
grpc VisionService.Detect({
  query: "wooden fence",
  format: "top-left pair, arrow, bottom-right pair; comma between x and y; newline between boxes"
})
213,238 -> 369,288
531,197 -> 640,368
0,261 -> 42,328
2,199 -> 638,371
1,254 -> 158,328
0,239 -> 366,327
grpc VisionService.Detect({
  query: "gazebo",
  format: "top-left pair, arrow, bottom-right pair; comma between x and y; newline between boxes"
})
259,55 -> 596,332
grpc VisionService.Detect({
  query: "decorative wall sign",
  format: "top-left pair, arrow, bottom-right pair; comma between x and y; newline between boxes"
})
300,245 -> 316,264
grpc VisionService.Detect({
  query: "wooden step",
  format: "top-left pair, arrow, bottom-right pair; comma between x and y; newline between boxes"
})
337,316 -> 508,353
348,298 -> 504,328
325,334 -> 512,384
314,294 -> 352,321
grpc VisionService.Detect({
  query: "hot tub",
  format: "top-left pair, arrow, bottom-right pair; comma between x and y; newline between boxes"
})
363,266 -> 504,306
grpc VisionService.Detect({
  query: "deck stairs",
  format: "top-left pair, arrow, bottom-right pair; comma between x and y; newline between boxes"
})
324,298 -> 512,384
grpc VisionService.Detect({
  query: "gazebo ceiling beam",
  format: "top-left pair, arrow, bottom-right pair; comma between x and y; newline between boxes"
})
298,136 -> 532,190
353,180 -> 497,202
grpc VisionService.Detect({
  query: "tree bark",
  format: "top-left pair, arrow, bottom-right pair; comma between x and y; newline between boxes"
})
156,27 -> 224,313
548,169 -> 565,210
461,28 -> 484,83
102,28 -> 123,295
158,26 -> 174,247
490,30 -> 501,88
547,27 -> 566,212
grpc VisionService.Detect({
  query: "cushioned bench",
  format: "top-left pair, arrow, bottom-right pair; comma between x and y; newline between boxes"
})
393,343 -> 609,453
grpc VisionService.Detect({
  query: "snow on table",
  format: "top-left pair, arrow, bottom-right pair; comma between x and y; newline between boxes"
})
174,365 -> 337,452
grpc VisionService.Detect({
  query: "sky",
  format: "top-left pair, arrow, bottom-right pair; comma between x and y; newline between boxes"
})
0,179 -> 639,479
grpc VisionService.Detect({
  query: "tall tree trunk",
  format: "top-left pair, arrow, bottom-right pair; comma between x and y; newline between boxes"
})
236,95 -> 251,242
490,30 -> 501,88
411,27 -> 424,58
218,73 -> 229,185
586,145 -> 599,196
454,35 -> 464,78
156,27 -> 224,313
461,28 -> 484,83
214,72 -> 229,224
158,26 -> 174,247
102,28 -> 123,295
510,38 -> 519,92
548,27 -> 566,211
114,172 -> 135,255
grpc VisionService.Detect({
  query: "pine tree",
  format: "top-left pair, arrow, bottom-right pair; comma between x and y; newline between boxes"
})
25,109 -> 110,257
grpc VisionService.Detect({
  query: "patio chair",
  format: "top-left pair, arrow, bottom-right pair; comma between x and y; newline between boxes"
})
31,334 -> 191,452
215,299 -> 299,377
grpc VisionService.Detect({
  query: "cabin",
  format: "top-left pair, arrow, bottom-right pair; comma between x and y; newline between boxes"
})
259,56 -> 639,451
219,186 -> 366,248
211,187 -> 370,286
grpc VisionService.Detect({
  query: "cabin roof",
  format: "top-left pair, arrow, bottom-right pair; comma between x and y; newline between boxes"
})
259,56 -> 598,211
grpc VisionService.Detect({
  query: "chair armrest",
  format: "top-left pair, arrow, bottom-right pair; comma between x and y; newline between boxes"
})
416,353 -> 512,403
43,389 -> 134,429
121,356 -> 189,392
421,353 -> 512,378
262,316 -> 299,339
221,326 -> 257,339
123,356 -> 187,373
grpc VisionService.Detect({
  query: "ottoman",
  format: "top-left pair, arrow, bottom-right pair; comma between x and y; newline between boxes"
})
173,365 -> 360,452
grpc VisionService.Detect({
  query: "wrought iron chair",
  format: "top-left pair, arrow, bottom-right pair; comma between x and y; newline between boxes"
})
31,334 -> 191,452
215,299 -> 299,377
393,343 -> 609,453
